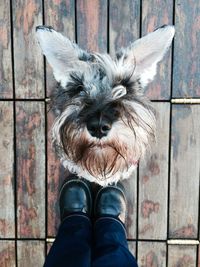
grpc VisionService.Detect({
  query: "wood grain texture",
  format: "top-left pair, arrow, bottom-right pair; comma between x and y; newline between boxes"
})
16,102 -> 45,238
0,0 -> 13,98
47,109 -> 66,237
173,0 -> 200,97
142,0 -> 173,100
122,171 -> 137,239
169,105 -> 200,238
12,0 -> 44,98
46,242 -> 52,255
0,241 -> 15,267
17,241 -> 45,267
44,0 -> 75,96
0,102 -> 15,238
139,103 -> 170,239
168,245 -> 197,267
76,0 -> 107,52
138,242 -> 166,267
109,0 -> 140,56
45,2 -> 75,233
128,241 -> 136,260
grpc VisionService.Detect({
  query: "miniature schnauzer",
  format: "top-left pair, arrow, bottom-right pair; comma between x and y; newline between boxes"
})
36,25 -> 175,186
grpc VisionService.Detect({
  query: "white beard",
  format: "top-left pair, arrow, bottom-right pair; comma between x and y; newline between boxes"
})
51,104 -> 155,186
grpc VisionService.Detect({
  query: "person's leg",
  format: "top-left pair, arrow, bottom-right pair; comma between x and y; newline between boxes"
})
92,185 -> 138,267
43,177 -> 93,267
44,214 -> 92,267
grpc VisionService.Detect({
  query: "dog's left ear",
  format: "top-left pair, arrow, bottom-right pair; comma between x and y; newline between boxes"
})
117,25 -> 175,87
36,26 -> 90,86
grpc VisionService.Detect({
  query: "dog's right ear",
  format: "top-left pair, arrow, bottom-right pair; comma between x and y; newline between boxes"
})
116,25 -> 175,87
36,26 -> 90,86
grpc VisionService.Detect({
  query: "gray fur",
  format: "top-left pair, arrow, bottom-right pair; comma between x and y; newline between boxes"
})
36,25 -> 175,185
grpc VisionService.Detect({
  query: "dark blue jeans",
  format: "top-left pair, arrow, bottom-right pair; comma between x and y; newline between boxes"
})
44,215 -> 138,267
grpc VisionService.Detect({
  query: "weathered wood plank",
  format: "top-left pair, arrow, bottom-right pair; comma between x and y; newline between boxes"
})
128,241 -> 136,261
0,0 -> 13,98
47,109 -> 66,237
168,245 -> 197,267
0,102 -> 15,238
109,0 -> 140,57
142,0 -> 173,100
16,102 -> 45,238
45,1 -> 75,235
0,241 -> 16,267
46,242 -> 52,255
12,0 -> 44,98
138,241 -> 166,267
76,0 -> 107,52
139,103 -> 170,239
44,2 -> 75,231
173,0 -> 200,97
44,0 -> 75,96
122,171 -> 137,239
17,241 -> 45,267
169,105 -> 200,238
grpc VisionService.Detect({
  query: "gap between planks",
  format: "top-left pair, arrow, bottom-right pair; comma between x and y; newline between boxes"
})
46,238 -> 200,245
45,98 -> 200,104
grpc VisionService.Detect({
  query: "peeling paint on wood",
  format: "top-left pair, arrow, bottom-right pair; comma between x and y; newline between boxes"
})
0,241 -> 15,267
46,242 -> 53,255
138,242 -> 166,267
122,171 -> 137,239
142,0 -> 173,100
109,0 -> 140,57
76,0 -> 107,52
169,105 -> 200,238
17,241 -> 45,267
47,109 -> 67,237
0,102 -> 14,238
168,245 -> 196,267
0,0 -> 199,265
173,0 -> 200,97
128,241 -> 136,260
0,0 -> 13,98
16,102 -> 45,238
12,0 -> 44,98
44,0 -> 75,97
139,103 -> 170,239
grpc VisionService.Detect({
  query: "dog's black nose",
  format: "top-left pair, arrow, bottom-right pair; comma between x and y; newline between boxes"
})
87,116 -> 112,138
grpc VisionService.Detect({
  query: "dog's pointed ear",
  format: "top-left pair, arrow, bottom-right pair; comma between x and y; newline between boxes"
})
117,25 -> 175,87
36,26 -> 91,85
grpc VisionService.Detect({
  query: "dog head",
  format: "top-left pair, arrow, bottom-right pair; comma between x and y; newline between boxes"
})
36,25 -> 175,185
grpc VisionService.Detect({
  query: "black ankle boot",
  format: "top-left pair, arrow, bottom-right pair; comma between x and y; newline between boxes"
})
94,183 -> 127,224
59,176 -> 92,221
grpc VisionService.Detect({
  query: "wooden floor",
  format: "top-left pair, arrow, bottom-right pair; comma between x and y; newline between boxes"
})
0,0 -> 200,266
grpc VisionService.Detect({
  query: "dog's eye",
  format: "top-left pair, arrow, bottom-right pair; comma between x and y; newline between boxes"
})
79,90 -> 86,96
75,85 -> 85,95
66,85 -> 84,98
77,86 -> 88,97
